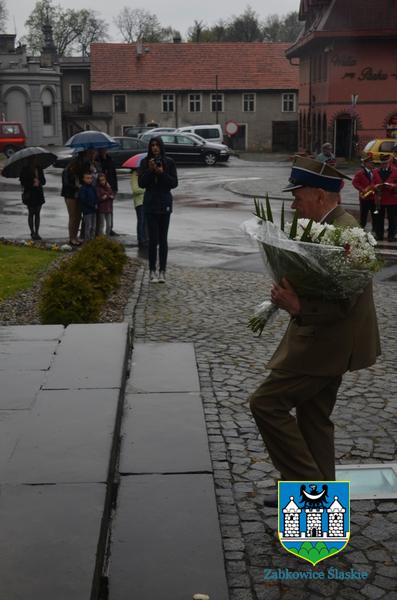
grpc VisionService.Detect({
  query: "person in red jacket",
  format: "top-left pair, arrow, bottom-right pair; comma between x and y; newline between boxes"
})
372,154 -> 397,241
352,153 -> 375,229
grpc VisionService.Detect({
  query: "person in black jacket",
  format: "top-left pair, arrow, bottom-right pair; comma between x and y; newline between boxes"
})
97,148 -> 118,235
19,158 -> 46,240
61,154 -> 89,245
138,137 -> 178,283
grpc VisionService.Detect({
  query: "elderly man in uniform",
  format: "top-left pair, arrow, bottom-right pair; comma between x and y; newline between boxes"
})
250,156 -> 380,507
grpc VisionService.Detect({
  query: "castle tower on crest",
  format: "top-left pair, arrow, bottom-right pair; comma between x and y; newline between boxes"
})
283,496 -> 301,538
306,508 -> 324,538
327,496 -> 345,537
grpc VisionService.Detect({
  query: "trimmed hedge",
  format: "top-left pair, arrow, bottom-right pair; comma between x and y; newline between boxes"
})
39,237 -> 127,325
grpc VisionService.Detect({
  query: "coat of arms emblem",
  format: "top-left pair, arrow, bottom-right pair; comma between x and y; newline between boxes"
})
278,481 -> 350,566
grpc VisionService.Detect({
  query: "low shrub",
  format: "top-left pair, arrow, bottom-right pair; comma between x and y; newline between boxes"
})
39,237 -> 127,325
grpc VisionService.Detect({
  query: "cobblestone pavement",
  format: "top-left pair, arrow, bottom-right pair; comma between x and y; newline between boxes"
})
133,266 -> 397,599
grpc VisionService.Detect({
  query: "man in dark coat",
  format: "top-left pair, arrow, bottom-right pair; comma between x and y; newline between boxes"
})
250,157 -> 380,506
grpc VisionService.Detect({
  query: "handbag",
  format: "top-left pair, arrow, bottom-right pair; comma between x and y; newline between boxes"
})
22,190 -> 31,205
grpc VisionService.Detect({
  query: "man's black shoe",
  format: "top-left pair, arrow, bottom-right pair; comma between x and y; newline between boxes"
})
109,230 -> 119,237
263,493 -> 278,508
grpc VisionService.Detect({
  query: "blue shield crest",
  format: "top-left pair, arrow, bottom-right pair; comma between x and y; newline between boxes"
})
278,481 -> 350,566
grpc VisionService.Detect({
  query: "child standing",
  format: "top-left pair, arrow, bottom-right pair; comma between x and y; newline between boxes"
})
78,172 -> 98,241
96,172 -> 114,236
130,168 -> 146,247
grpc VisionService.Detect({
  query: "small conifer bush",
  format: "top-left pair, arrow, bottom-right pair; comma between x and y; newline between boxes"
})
39,237 -> 127,325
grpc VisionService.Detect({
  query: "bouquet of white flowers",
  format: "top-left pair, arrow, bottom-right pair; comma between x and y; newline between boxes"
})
242,198 -> 382,335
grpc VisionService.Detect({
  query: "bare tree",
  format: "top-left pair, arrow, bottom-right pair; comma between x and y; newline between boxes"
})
262,11 -> 302,42
0,0 -> 8,32
187,19 -> 206,43
114,7 -> 169,43
25,0 -> 108,56
75,10 -> 108,57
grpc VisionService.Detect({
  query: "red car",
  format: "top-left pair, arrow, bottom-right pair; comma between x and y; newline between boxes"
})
0,121 -> 26,157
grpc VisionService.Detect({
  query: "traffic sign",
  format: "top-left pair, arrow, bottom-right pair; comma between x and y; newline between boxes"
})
225,120 -> 239,136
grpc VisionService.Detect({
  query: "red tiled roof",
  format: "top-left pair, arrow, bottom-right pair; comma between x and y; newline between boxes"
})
90,42 -> 298,92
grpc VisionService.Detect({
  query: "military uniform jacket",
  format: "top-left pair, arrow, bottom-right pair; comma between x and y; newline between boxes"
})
267,206 -> 381,377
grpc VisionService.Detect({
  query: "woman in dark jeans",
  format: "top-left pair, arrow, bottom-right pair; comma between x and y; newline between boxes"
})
138,137 -> 178,283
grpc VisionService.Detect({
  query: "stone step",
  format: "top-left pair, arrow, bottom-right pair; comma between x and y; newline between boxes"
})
43,323 -> 129,390
0,323 -> 131,600
109,474 -> 229,600
120,392 -> 212,474
128,342 -> 200,393
109,342 -> 229,600
0,483 -> 106,600
1,388 -> 120,484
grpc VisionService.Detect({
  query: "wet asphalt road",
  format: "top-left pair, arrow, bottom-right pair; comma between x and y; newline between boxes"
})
0,156 -> 364,270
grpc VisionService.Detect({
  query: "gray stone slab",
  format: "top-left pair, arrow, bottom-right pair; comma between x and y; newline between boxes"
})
128,343 -> 200,393
0,483 -> 105,600
109,474 -> 229,600
0,340 -> 59,371
0,370 -> 45,409
2,389 -> 120,484
0,325 -> 64,341
120,393 -> 212,474
43,323 -> 129,390
0,410 -> 28,476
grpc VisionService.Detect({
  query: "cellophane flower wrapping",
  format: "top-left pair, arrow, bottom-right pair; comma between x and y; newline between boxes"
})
242,217 -> 380,335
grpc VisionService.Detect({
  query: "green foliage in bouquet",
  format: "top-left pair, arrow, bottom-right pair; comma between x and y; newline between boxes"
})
254,195 -> 314,241
39,237 -> 127,325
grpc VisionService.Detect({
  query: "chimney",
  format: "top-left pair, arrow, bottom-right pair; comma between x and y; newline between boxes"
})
173,33 -> 182,44
136,40 -> 143,57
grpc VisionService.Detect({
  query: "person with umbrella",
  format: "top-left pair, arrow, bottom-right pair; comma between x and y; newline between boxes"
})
63,131 -> 118,241
1,146 -> 57,241
19,157 -> 46,240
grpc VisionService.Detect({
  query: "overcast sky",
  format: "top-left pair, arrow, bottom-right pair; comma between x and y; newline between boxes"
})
8,0 -> 300,41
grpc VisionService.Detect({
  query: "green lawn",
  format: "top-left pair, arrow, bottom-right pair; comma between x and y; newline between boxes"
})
0,243 -> 59,302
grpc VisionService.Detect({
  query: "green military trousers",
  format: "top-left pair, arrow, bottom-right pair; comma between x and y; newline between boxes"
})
250,369 -> 342,481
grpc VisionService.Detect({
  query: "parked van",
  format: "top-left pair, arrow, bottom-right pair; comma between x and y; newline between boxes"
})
177,124 -> 223,145
0,122 -> 26,157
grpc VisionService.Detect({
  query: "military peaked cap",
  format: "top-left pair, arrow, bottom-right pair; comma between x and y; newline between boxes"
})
282,155 -> 351,193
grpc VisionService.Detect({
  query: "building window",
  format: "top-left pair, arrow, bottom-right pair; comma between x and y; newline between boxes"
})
113,94 -> 127,113
43,106 -> 52,124
243,93 -> 255,112
41,88 -> 54,136
211,93 -> 224,113
189,94 -> 202,112
282,93 -> 296,113
70,84 -> 83,104
162,94 -> 175,113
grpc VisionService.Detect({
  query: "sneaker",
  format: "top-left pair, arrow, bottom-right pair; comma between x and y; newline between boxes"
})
149,270 -> 158,283
158,271 -> 166,283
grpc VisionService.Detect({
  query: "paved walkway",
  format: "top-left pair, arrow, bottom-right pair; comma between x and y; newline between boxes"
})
0,323 -> 129,600
133,266 -> 397,600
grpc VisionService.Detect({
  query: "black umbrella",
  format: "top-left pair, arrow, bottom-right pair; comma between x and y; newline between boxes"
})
1,147 -> 58,178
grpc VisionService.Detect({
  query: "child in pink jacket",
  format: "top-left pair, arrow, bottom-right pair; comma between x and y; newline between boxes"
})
96,172 -> 115,236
